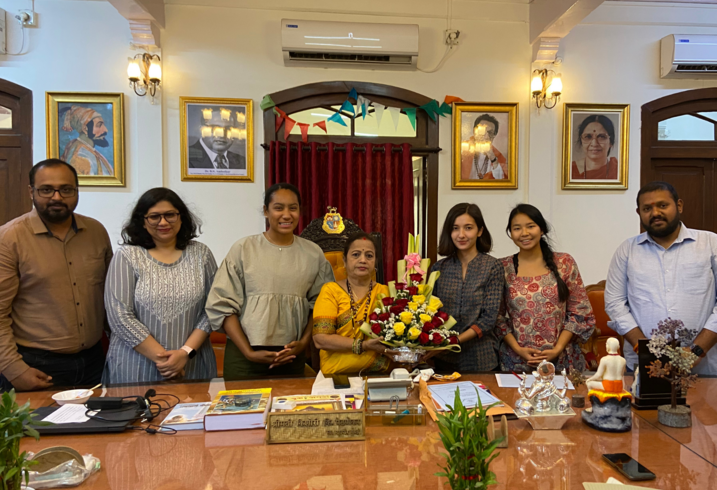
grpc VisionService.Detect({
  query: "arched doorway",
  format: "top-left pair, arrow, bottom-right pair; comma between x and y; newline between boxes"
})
0,79 -> 33,225
641,88 -> 717,233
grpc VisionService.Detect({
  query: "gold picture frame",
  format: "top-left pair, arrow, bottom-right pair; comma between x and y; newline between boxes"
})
452,102 -> 518,189
46,92 -> 125,187
562,103 -> 629,190
180,96 -> 254,182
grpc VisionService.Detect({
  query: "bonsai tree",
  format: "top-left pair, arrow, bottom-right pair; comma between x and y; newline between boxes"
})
435,388 -> 502,489
568,368 -> 586,390
1,390 -> 42,490
646,318 -> 699,409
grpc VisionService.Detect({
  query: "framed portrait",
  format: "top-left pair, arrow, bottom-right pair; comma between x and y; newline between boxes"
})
180,97 -> 253,182
452,102 -> 518,189
562,103 -> 629,190
46,92 -> 125,187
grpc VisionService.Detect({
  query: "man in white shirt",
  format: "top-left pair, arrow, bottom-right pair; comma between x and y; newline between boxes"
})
460,114 -> 508,181
605,181 -> 717,375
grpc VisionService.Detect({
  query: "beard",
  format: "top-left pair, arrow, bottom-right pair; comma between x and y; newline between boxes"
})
92,135 -> 109,148
643,212 -> 681,238
34,199 -> 73,224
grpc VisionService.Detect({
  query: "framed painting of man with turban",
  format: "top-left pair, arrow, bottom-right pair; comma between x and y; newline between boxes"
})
180,96 -> 253,182
46,92 -> 125,187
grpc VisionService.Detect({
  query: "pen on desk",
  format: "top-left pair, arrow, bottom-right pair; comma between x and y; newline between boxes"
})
512,371 -> 522,381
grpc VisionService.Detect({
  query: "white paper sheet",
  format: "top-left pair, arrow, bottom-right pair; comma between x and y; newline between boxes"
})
495,373 -> 574,390
428,382 -> 502,411
42,404 -> 90,424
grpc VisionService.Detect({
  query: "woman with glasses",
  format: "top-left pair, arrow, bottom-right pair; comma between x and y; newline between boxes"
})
571,115 -> 618,180
103,188 -> 218,383
205,183 -> 334,379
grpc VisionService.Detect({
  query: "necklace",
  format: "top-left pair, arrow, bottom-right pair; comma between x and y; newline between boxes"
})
346,279 -> 374,325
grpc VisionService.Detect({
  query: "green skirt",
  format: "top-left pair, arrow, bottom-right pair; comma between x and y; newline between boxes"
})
223,339 -> 307,379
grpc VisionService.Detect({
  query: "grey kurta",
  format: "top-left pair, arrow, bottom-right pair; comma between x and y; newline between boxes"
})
206,233 -> 334,346
103,241 -> 218,384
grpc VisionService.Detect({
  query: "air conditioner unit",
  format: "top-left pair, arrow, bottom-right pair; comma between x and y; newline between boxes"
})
661,34 -> 717,79
281,19 -> 418,71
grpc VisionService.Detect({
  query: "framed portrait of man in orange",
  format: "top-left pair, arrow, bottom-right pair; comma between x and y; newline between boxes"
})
452,102 -> 518,189
562,103 -> 629,190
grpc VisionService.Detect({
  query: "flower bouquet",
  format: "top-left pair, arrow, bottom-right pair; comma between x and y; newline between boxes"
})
360,234 -> 461,364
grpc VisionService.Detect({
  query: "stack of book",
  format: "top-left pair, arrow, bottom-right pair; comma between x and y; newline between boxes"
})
204,388 -> 272,431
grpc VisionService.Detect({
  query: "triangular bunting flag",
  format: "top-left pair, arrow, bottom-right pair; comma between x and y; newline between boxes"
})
313,120 -> 328,133
444,95 -> 464,104
357,95 -> 371,120
327,112 -> 348,127
284,118 -> 296,140
348,87 -> 358,101
404,107 -> 417,130
419,100 -> 441,122
260,94 -> 276,111
374,104 -> 385,127
275,115 -> 284,133
298,123 -> 310,143
388,106 -> 401,131
275,107 -> 287,118
438,102 -> 452,116
340,100 -> 355,115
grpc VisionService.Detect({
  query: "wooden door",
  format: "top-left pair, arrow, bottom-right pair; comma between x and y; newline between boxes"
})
0,79 -> 32,226
641,88 -> 717,233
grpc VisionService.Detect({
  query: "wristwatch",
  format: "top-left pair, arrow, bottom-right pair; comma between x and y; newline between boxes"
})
691,344 -> 705,358
181,345 -> 197,359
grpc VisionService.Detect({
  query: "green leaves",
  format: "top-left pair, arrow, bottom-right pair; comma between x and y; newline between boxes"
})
1,389 -> 44,490
434,387 -> 502,489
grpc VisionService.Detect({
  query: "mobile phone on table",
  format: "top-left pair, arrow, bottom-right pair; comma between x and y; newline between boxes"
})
331,374 -> 351,390
602,453 -> 656,481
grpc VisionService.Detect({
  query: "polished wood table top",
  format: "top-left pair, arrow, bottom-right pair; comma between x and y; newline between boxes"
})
18,375 -> 717,490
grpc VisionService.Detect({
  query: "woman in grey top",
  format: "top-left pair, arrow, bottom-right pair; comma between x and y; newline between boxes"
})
206,183 -> 334,379
103,188 -> 217,384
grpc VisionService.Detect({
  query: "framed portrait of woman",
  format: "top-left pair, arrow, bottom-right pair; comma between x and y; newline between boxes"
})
452,102 -> 518,189
562,103 -> 629,190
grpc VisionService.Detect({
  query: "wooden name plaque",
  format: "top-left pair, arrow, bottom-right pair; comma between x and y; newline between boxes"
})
265,410 -> 365,444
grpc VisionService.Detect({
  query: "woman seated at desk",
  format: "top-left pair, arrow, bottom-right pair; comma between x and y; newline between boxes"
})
313,232 -> 392,375
104,188 -> 218,384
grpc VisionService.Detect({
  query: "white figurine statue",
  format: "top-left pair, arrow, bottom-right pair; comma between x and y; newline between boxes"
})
585,337 -> 628,395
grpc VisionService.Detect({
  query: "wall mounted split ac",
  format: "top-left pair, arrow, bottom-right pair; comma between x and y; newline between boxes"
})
281,19 -> 419,71
661,34 -> 717,79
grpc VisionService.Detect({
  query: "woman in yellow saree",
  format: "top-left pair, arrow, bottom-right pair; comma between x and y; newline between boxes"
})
313,233 -> 392,375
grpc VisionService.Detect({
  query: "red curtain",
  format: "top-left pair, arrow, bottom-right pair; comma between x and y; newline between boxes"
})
268,142 -> 414,283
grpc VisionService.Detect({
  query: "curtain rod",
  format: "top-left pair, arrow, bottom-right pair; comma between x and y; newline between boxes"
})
260,143 -> 441,153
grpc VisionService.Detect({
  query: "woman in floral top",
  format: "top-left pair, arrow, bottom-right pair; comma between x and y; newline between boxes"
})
496,204 -> 595,372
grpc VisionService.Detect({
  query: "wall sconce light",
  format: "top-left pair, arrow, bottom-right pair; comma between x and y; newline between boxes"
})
127,53 -> 162,97
531,69 -> 562,109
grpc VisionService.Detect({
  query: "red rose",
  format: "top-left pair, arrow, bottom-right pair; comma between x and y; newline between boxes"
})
449,336 -> 459,345
395,282 -> 407,291
382,297 -> 393,307
369,312 -> 379,322
431,318 -> 444,329
410,273 -> 423,284
390,305 -> 404,315
422,323 -> 433,333
371,323 -> 381,334
419,333 -> 430,345
436,311 -> 450,321
394,298 -> 410,308
408,286 -> 419,296
431,333 -> 443,345
378,313 -> 390,322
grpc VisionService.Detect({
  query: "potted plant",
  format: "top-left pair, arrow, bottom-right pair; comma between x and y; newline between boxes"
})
568,368 -> 586,408
646,318 -> 698,428
1,390 -> 42,490
435,388 -> 503,489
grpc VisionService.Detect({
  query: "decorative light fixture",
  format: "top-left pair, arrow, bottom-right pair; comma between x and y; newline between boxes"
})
127,53 -> 162,97
531,69 -> 562,109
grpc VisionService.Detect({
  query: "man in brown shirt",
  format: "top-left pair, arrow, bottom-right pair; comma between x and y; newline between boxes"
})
0,159 -> 112,392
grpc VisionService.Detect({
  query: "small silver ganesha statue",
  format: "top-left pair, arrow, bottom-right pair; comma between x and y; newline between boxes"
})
515,361 -> 571,416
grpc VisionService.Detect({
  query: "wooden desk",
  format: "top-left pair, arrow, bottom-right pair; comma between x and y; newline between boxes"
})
19,375 -> 717,490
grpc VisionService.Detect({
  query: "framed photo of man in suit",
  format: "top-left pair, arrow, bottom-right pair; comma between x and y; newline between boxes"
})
180,97 -> 253,182
451,102 -> 518,189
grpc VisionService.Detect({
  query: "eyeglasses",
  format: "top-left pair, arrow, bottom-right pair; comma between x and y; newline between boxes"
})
581,133 -> 610,144
33,186 -> 77,198
144,212 -> 180,226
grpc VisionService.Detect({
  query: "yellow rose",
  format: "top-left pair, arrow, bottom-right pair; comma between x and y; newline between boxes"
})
428,296 -> 443,311
412,295 -> 426,305
408,302 -> 418,312
408,327 -> 422,340
399,311 -> 413,325
419,314 -> 433,324
417,284 -> 428,295
393,322 -> 406,336
426,307 -> 438,315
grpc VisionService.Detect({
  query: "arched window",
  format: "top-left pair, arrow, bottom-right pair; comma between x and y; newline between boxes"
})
262,81 -> 441,261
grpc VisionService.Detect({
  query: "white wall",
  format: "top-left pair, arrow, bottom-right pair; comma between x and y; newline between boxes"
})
2,0 -> 717,283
